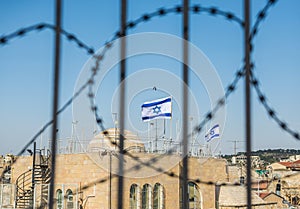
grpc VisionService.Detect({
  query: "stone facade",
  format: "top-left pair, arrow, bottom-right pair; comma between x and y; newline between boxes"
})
10,152 -> 229,209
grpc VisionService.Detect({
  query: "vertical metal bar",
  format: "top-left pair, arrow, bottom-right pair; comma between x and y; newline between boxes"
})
49,0 -> 62,208
182,0 -> 189,209
244,0 -> 252,208
118,0 -> 127,208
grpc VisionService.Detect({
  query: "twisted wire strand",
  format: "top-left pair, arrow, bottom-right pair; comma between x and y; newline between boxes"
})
84,1 -> 280,189
193,66 -> 245,134
1,1 -> 283,190
250,0 -> 278,41
249,0 -> 300,140
0,4 -> 244,158
0,23 -> 95,55
86,5 -> 246,188
78,0 -> 291,192
83,0 -> 286,191
87,3 -> 245,150
0,81 -> 89,179
79,135 -> 300,193
251,72 -> 300,140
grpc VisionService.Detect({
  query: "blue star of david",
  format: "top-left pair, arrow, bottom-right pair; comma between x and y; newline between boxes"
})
152,105 -> 161,114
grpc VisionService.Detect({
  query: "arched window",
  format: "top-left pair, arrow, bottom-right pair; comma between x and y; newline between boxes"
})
292,196 -> 300,206
66,189 -> 74,209
153,183 -> 164,209
188,182 -> 201,209
130,184 -> 140,209
56,189 -> 63,209
142,184 -> 152,209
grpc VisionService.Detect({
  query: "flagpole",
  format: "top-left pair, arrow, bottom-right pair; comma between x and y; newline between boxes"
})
155,119 -> 158,152
150,122 -> 154,153
163,118 -> 166,137
148,121 -> 150,152
170,117 -> 172,151
163,118 -> 166,152
190,116 -> 194,155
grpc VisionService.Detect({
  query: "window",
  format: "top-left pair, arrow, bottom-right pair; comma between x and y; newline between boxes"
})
153,183 -> 164,209
142,184 -> 152,209
56,189 -> 63,209
66,189 -> 74,209
188,182 -> 201,209
130,184 -> 140,209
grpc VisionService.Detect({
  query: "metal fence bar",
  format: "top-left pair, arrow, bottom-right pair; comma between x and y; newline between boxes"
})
49,0 -> 62,208
182,0 -> 189,208
118,0 -> 127,208
244,0 -> 252,208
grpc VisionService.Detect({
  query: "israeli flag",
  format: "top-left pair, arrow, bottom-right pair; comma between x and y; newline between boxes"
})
141,97 -> 172,122
205,124 -> 220,142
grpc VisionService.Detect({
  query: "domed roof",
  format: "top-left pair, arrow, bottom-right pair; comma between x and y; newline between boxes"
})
88,128 -> 145,152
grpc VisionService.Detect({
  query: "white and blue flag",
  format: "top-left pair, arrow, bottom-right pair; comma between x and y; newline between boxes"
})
141,97 -> 172,122
205,124 -> 220,142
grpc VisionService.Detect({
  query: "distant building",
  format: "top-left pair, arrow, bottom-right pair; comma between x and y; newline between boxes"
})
268,160 -> 300,207
231,155 -> 262,168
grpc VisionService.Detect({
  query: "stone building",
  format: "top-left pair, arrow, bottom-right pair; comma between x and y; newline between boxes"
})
1,129 -> 283,209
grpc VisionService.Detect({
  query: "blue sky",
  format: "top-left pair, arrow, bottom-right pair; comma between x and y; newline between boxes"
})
0,0 -> 300,155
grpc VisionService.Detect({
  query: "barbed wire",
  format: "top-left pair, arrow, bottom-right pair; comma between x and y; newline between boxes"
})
124,5 -> 244,30
248,0 -> 300,141
0,81 -> 90,179
78,163 -> 243,194
79,0 -> 300,194
193,66 -> 245,134
66,0 -> 299,195
0,23 -> 96,179
0,4 -> 244,159
251,72 -> 300,140
0,0 -> 289,194
79,140 -> 300,194
250,0 -> 278,42
85,0 -> 286,191
87,3 -> 245,150
88,0 -> 280,142
85,1 -> 288,191
86,4 -> 247,190
0,3 -> 244,186
0,23 -> 95,55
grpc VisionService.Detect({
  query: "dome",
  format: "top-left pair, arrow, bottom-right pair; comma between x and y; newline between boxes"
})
87,128 -> 145,153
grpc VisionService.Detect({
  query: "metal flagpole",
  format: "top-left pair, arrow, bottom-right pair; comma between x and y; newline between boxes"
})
155,118 -> 158,152
169,116 -> 172,151
148,121 -> 150,152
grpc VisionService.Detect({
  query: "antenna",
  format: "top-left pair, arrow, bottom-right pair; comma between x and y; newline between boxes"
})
227,140 -> 244,155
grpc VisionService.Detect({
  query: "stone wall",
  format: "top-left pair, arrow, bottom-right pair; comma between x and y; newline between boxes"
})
10,153 -> 237,209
